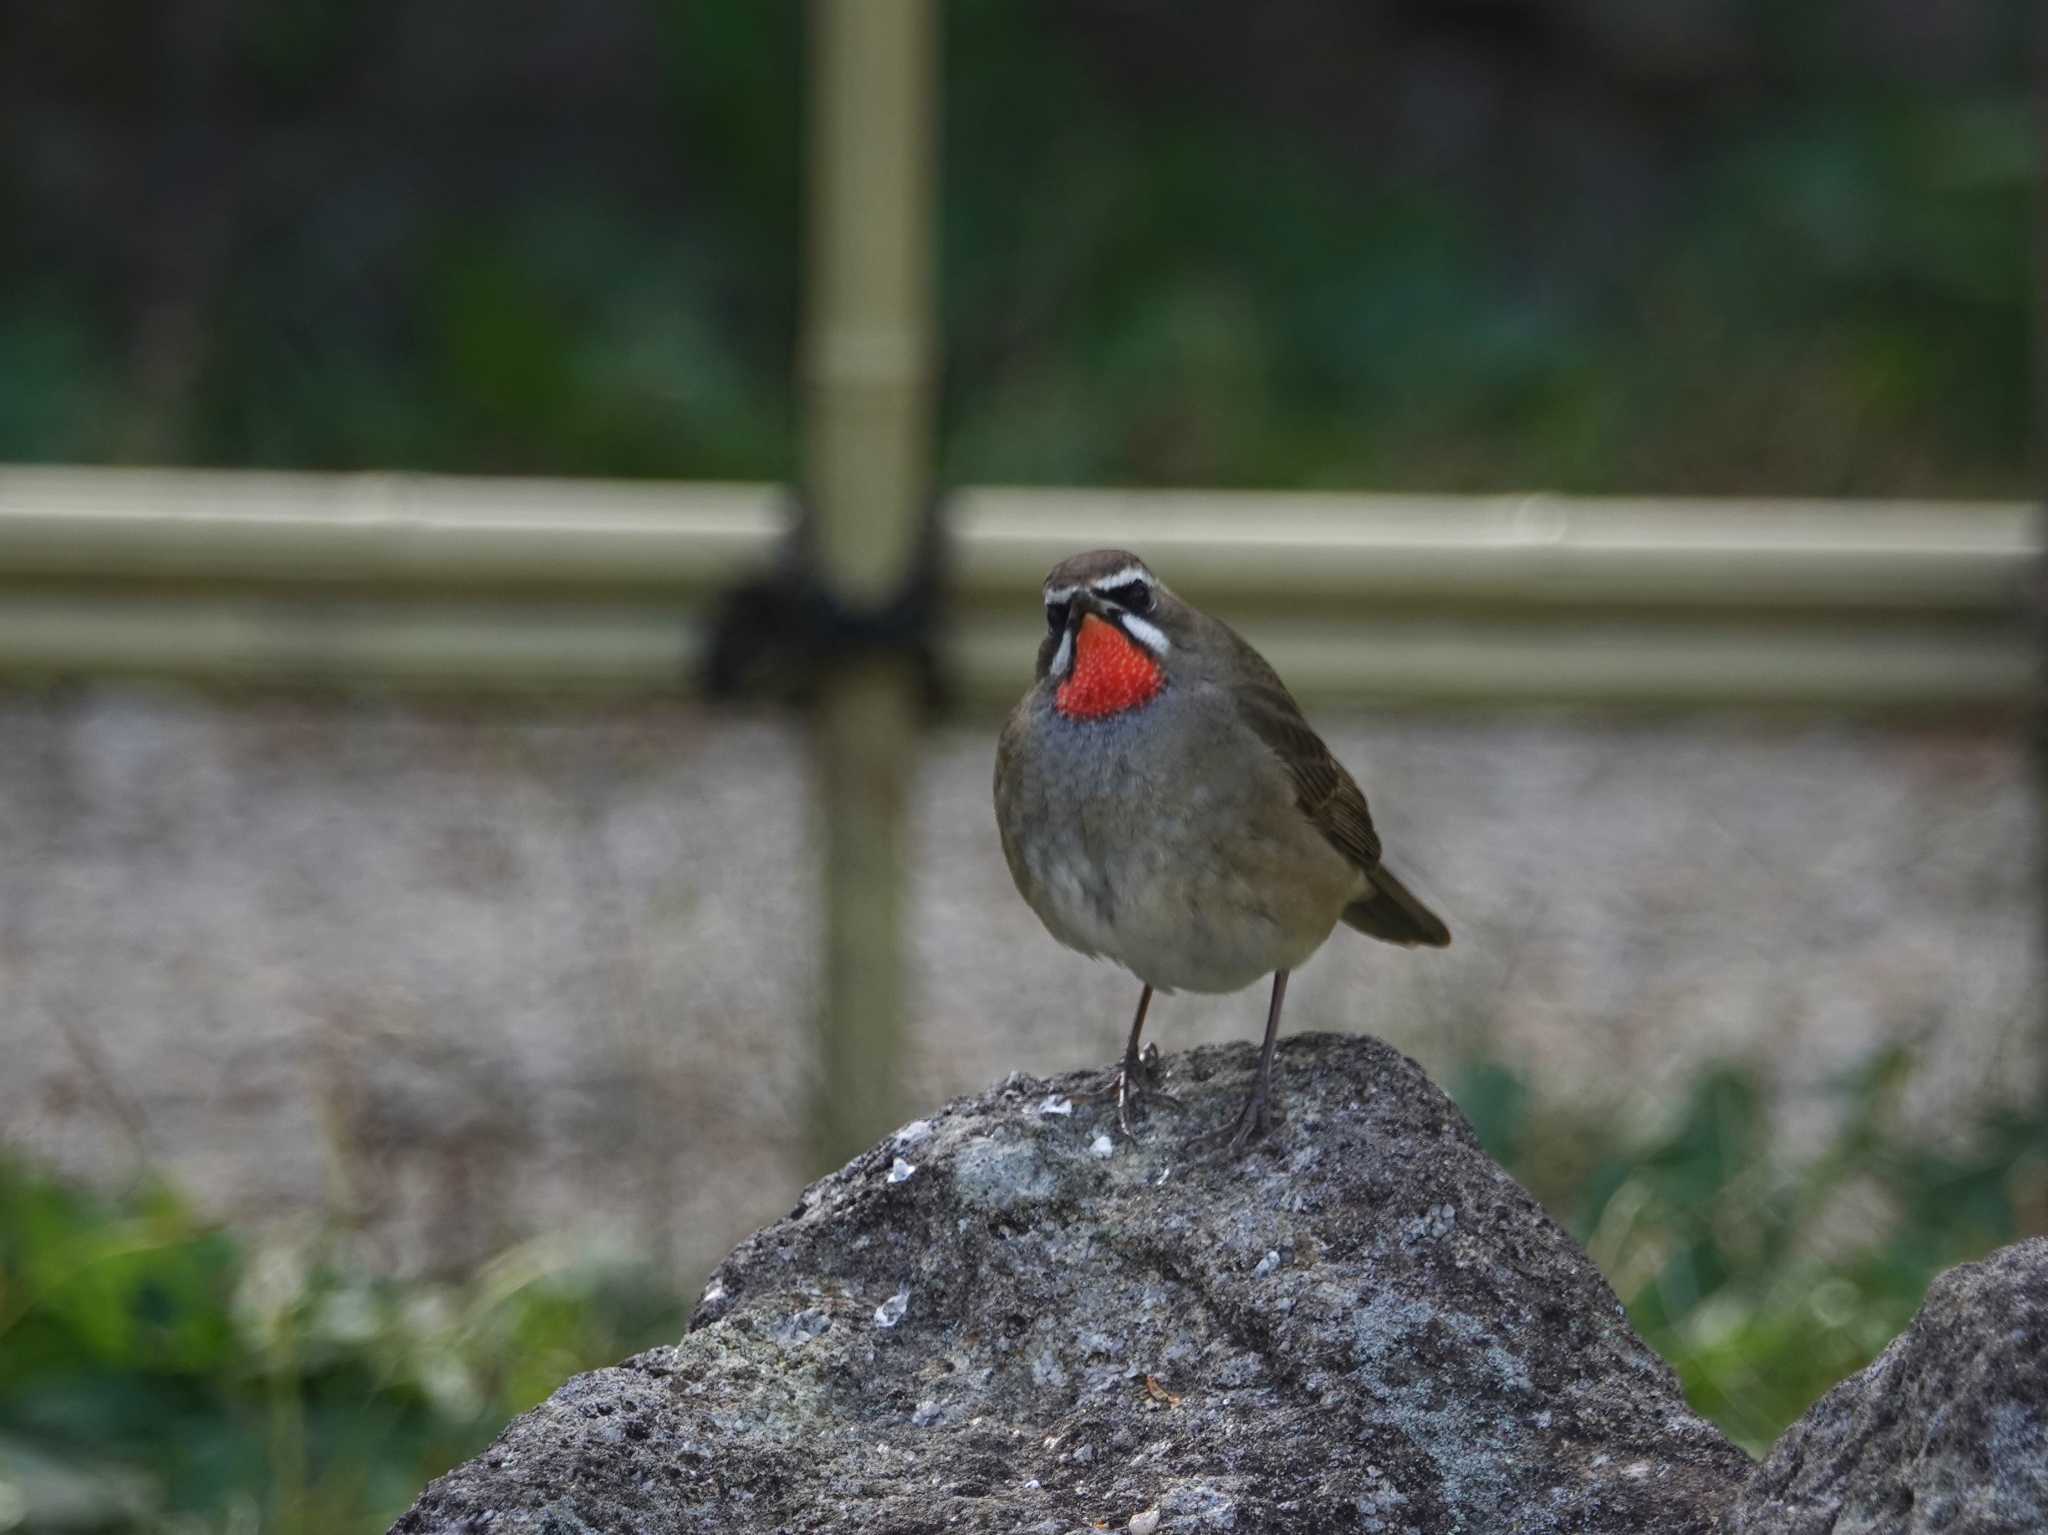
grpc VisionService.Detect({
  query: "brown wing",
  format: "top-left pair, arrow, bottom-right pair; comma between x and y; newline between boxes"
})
1222,630 -> 1452,946
1220,629 -> 1383,872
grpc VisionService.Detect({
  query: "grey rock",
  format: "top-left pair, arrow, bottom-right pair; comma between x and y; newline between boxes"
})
391,1034 -> 1752,1534
1726,1237 -> 2048,1535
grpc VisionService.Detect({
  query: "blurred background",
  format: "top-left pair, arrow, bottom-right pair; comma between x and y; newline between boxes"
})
0,3 -> 2041,1532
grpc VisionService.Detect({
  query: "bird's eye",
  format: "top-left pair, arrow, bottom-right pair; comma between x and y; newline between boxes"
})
1101,579 -> 1154,614
1045,599 -> 1071,636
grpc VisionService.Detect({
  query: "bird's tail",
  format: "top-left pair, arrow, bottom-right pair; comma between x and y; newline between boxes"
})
1342,862 -> 1452,948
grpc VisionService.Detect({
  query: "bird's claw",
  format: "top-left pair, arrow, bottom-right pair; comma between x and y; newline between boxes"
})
1186,1084 -> 1280,1159
1114,1065 -> 1183,1138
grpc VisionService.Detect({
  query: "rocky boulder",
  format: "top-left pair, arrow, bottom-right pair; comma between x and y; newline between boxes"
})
392,1033 -> 1751,1533
1727,1236 -> 2048,1535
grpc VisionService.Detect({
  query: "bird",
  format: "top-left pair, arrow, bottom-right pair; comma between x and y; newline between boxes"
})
993,549 -> 1450,1155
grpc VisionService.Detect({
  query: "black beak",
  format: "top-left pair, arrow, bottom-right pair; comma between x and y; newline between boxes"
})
1076,588 -> 1134,629
1046,592 -> 1104,682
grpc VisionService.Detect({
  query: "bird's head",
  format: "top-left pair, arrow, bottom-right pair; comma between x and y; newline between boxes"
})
1036,549 -> 1185,720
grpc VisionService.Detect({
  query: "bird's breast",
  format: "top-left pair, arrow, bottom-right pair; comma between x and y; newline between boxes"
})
994,688 -> 1359,993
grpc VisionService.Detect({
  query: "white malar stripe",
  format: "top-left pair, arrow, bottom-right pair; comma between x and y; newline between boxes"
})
1119,612 -> 1170,656
1049,626 -> 1074,678
1086,566 -> 1153,594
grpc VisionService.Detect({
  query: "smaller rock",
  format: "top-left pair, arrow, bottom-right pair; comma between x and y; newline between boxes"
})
1729,1237 -> 2048,1534
1089,1133 -> 1114,1158
887,1157 -> 917,1183
1038,1094 -> 1073,1117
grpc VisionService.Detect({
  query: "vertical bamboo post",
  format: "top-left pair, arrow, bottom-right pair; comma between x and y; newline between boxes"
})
2032,13 -> 2047,1106
802,0 -> 938,1171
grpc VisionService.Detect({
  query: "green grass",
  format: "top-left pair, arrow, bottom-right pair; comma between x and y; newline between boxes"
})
3,1050 -> 2041,1528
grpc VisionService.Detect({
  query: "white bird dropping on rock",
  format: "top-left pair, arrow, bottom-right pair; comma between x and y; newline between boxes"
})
873,1286 -> 910,1329
1129,1508 -> 1161,1534
887,1157 -> 917,1183
1089,1132 -> 1115,1158
1038,1094 -> 1074,1117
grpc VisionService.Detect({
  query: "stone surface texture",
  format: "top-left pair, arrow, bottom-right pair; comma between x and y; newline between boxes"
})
392,1034 -> 1751,1534
1727,1237 -> 2048,1535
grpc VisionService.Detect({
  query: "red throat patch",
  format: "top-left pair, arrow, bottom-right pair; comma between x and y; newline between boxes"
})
1055,614 -> 1165,719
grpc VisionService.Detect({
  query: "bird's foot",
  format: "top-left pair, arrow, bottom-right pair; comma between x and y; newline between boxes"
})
1187,1080 -> 1281,1159
1114,1048 -> 1183,1138
1078,1044 -> 1181,1136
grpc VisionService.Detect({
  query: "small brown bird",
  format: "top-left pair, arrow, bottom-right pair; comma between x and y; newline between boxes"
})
993,549 -> 1450,1154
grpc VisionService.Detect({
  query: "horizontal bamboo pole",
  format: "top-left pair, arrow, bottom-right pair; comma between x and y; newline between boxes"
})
0,466 -> 2033,707
0,593 -> 2023,709
952,488 -> 2033,611
0,466 -> 2030,610
0,593 -> 696,687
0,468 -> 779,588
958,618 -> 2033,709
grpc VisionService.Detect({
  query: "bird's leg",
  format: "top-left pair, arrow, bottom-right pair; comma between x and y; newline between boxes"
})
1192,970 -> 1289,1157
1111,983 -> 1184,1135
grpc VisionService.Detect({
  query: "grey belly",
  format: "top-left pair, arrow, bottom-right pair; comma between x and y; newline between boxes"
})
998,703 -> 1358,994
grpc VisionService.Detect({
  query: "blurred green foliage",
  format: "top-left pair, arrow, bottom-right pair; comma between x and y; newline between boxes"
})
0,2 -> 2032,493
0,1165 -> 682,1534
1455,1047 -> 2048,1453
5,1050 -> 2043,1529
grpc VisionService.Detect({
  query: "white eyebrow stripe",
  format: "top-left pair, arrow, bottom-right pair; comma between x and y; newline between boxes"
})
1119,612 -> 1170,656
1086,566 -> 1153,593
1048,626 -> 1074,678
1043,585 -> 1079,604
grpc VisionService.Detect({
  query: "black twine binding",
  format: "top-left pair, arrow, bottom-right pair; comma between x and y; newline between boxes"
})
702,490 -> 949,710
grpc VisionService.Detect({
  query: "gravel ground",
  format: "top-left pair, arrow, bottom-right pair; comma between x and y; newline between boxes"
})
0,686 -> 2036,1283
